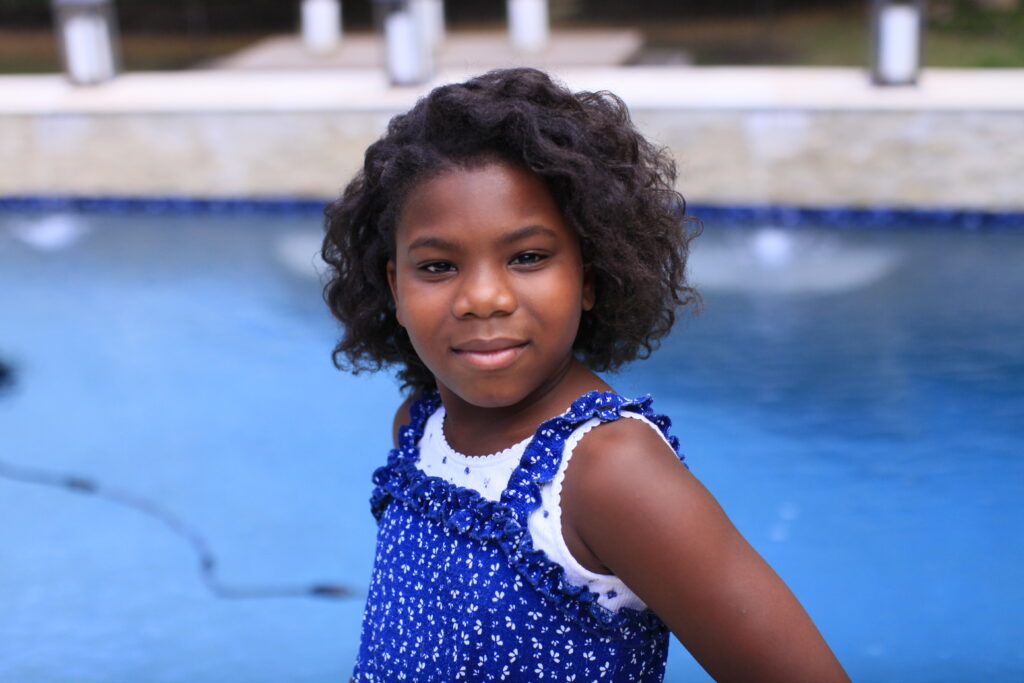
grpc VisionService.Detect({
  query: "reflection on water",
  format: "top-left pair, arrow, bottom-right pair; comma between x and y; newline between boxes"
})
690,226 -> 903,294
1,213 -> 1022,682
274,231 -> 328,281
9,213 -> 91,251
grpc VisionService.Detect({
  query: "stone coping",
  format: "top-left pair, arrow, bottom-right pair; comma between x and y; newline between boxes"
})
2,66 -> 1024,115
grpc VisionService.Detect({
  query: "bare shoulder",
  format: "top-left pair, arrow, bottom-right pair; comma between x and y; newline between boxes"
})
562,415 -> 850,682
390,393 -> 417,448
572,414 -> 683,467
563,414 -> 700,512
561,412 -> 733,579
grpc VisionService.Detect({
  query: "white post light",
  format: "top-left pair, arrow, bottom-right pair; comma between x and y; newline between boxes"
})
301,0 -> 342,54
374,0 -> 432,86
52,0 -> 120,85
412,0 -> 444,55
508,0 -> 549,53
870,0 -> 925,86
427,0 -> 445,47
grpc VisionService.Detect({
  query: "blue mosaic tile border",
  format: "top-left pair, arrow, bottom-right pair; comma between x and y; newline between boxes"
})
0,195 -> 328,216
685,203 -> 1024,231
2,195 -> 1023,230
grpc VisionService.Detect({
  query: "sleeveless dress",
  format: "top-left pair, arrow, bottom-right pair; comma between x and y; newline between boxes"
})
353,390 -> 686,682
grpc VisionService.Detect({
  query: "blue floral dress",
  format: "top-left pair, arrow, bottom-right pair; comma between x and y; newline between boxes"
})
352,390 -> 685,682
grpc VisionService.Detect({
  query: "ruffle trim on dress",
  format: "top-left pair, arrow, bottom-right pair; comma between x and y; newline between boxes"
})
498,391 -> 683,523
369,389 -> 684,646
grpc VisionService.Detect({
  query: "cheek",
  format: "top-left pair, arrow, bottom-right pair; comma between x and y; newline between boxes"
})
534,283 -> 585,338
395,283 -> 444,343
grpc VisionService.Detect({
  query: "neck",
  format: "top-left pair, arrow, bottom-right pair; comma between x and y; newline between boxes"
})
437,359 -> 611,456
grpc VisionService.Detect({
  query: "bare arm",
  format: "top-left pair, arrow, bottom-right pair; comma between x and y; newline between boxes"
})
561,419 -> 850,683
391,393 -> 416,448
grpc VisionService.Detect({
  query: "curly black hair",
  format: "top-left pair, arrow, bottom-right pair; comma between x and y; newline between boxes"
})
322,67 -> 700,392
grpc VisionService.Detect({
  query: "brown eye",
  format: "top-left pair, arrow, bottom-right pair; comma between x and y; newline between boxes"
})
511,252 -> 547,266
421,261 -> 455,274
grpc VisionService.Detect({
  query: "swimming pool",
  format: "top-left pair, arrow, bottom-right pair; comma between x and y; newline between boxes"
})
1,210 -> 1021,681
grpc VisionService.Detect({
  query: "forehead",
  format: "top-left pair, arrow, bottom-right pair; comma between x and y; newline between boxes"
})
395,162 -> 573,247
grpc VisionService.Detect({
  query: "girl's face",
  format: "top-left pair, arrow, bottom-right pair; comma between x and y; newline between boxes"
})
387,161 -> 595,409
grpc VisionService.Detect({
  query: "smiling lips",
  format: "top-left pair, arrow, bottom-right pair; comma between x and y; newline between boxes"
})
451,338 -> 529,370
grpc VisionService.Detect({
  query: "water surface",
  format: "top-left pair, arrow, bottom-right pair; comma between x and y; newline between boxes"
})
1,213 -> 1021,681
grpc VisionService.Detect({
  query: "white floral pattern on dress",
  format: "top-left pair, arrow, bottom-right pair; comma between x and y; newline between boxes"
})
353,390 -> 684,682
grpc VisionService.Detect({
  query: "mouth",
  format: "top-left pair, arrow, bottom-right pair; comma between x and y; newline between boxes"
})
451,339 -> 529,371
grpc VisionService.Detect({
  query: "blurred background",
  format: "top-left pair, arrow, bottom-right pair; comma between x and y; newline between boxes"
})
1,1 -> 1023,682
2,0 -> 1024,71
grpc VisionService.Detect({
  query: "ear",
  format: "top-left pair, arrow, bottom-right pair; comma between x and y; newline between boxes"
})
386,260 -> 405,327
581,266 -> 596,312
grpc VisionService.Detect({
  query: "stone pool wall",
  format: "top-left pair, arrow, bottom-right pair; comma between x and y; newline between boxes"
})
2,68 -> 1023,210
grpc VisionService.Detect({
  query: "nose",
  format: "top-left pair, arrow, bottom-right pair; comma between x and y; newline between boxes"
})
452,264 -> 517,319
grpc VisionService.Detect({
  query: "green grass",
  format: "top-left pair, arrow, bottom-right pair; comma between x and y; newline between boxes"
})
0,30 -> 264,73
634,5 -> 1024,67
927,2 -> 1024,67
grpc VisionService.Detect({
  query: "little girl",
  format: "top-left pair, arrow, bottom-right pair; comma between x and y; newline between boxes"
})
322,68 -> 849,682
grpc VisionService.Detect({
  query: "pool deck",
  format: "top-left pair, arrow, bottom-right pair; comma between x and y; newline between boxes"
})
205,29 -> 645,71
3,65 -> 1024,115
2,30 -> 1023,209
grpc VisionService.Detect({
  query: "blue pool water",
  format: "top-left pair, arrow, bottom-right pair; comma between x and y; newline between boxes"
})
1,211 -> 1021,681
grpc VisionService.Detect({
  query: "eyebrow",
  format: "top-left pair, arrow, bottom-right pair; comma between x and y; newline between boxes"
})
406,224 -> 558,253
500,224 -> 558,244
